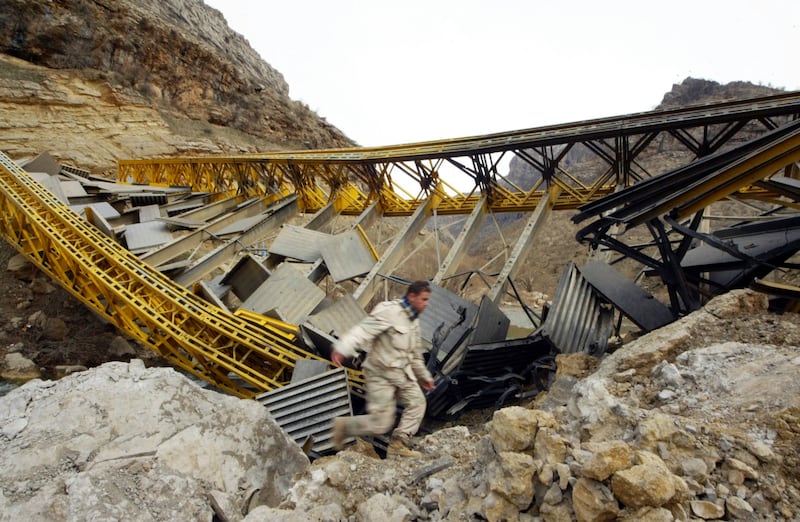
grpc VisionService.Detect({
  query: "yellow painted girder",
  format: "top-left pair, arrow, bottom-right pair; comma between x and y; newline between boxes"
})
119,154 -> 620,216
0,152 -> 329,398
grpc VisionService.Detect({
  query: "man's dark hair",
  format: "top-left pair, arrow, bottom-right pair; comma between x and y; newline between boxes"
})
407,280 -> 431,296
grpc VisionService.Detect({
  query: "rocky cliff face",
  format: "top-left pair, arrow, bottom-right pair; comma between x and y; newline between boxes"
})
0,0 -> 353,173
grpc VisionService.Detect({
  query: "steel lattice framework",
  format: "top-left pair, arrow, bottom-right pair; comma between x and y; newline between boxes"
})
119,92 -> 800,216
0,93 -> 799,396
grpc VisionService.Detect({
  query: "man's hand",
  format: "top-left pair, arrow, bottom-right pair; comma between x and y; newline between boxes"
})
420,380 -> 435,391
331,351 -> 346,367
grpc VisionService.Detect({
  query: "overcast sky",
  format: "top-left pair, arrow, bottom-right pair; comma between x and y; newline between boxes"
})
204,0 -> 798,147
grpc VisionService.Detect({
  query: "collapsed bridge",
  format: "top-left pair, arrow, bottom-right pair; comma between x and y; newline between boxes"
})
2,92 -> 800,453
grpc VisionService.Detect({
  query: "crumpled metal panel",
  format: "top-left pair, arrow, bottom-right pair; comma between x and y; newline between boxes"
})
579,260 -> 673,332
540,261 -> 614,356
305,293 -> 367,338
61,180 -> 88,199
319,229 -> 377,282
426,334 -> 554,418
240,263 -> 326,324
137,204 -> 161,223
220,254 -> 271,302
256,367 -> 353,454
124,221 -> 173,254
71,201 -> 121,220
419,284 -> 478,373
269,224 -> 331,262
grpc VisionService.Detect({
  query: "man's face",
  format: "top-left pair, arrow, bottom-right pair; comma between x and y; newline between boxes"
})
407,290 -> 431,314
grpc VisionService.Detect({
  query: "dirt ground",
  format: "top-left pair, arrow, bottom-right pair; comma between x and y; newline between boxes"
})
0,240 -> 166,390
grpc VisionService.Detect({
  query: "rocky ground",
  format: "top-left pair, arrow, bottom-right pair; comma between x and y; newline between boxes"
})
2,230 -> 800,520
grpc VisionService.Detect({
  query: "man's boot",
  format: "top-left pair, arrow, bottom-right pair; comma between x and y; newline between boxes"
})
386,437 -> 422,458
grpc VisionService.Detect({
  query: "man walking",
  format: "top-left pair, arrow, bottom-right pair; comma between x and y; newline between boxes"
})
330,280 -> 435,457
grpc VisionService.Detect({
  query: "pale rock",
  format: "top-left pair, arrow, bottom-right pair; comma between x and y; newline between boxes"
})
726,495 -> 755,519
555,352 -> 598,379
28,310 -> 47,328
568,379 -> 630,431
611,464 -> 677,508
488,451 -> 535,509
725,457 -> 759,480
481,491 -> 521,522
208,489 -> 240,522
542,482 -> 562,505
613,368 -> 637,383
747,491 -> 772,513
702,288 -> 768,317
579,440 -> 633,481
555,462 -> 571,490
746,439 -> 776,463
680,457 -> 708,480
619,506 -> 674,521
53,365 -> 87,378
534,427 -> 567,465
665,501 -> 689,521
727,468 -> 745,485
358,493 -> 412,522
637,413 -> 679,448
244,504 -> 345,522
536,376 -> 577,410
490,406 -> 556,453
538,463 -> 554,486
571,477 -> 619,522
657,389 -> 676,401
539,500 -> 575,522
651,361 -> 684,388
7,253 -> 36,278
690,499 -> 725,519
320,459 -> 349,486
1,352 -> 41,381
0,361 -> 308,520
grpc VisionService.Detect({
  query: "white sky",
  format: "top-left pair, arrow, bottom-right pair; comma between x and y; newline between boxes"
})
204,0 -> 798,147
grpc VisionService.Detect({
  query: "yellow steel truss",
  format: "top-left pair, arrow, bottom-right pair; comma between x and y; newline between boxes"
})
0,152 -> 345,398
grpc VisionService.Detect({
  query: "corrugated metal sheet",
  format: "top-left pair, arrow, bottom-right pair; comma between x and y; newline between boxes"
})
256,367 -> 353,454
269,224 -> 330,262
61,180 -> 88,198
240,263 -> 326,324
130,193 -> 168,206
124,222 -> 173,253
137,204 -> 161,223
306,293 -> 366,338
319,229 -> 377,282
60,163 -> 91,178
540,261 -> 614,356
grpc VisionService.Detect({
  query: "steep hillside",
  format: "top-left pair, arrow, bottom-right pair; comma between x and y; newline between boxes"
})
0,0 -> 353,173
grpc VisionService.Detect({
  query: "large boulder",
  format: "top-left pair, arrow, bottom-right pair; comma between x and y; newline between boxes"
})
0,360 -> 308,520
